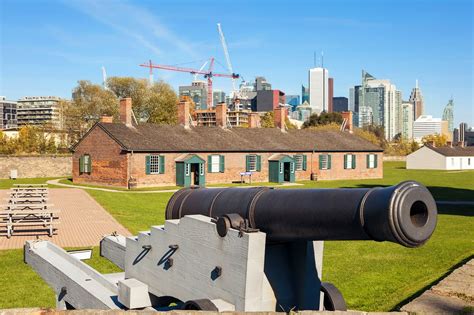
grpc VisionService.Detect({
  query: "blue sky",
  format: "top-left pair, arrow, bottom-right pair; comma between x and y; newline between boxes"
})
1,0 -> 472,126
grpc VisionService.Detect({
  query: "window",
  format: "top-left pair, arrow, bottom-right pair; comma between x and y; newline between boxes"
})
468,158 -> 471,166
366,154 -> 378,169
199,163 -> 204,176
290,161 -> 295,173
185,163 -> 190,176
79,154 -> 91,174
246,155 -> 261,172
146,155 -> 165,175
451,158 -> 455,166
279,162 -> 283,174
319,154 -> 331,170
208,155 -> 224,173
344,154 -> 356,169
294,155 -> 307,171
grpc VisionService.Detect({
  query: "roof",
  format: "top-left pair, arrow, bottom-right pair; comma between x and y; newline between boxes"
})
74,122 -> 383,153
426,145 -> 474,157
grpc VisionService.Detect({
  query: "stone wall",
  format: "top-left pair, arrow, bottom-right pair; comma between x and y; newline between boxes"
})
0,155 -> 72,179
383,156 -> 406,161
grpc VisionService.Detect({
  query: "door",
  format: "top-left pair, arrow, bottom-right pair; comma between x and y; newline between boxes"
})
284,162 -> 291,182
191,164 -> 200,186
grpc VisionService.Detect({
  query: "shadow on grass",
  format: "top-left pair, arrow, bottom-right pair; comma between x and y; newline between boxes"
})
391,254 -> 474,311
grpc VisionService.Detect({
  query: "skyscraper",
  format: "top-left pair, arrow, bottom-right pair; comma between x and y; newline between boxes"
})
399,101 -> 414,140
328,78 -> 334,112
357,70 -> 402,140
442,98 -> 454,132
409,80 -> 424,119
301,85 -> 309,103
308,67 -> 329,114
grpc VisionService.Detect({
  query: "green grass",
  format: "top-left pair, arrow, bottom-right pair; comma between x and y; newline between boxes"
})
0,162 -> 473,311
293,162 -> 474,201
58,178 -> 179,192
0,247 -> 121,309
0,177 -> 65,189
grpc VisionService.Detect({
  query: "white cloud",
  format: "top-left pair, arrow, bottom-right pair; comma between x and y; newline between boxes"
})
64,0 -> 198,58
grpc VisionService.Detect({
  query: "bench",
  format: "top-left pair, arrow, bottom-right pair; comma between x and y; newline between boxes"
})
0,209 -> 60,238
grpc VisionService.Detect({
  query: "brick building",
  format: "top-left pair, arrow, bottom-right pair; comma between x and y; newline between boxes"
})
71,99 -> 383,188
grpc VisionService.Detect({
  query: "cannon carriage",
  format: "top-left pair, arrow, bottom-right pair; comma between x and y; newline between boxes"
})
25,181 -> 437,311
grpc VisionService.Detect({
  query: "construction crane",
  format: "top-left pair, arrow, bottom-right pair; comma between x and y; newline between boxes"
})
217,23 -> 237,96
140,58 -> 239,108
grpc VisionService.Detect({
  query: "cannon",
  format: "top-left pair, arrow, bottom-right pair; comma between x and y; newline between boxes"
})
24,181 -> 437,312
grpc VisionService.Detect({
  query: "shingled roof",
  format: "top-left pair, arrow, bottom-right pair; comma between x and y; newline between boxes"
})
426,144 -> 474,157
75,122 -> 383,153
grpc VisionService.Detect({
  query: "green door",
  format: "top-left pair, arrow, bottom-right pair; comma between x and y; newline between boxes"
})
269,160 -> 280,183
175,155 -> 206,187
268,155 -> 295,183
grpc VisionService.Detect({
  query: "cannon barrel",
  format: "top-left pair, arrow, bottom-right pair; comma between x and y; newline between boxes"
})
165,181 -> 437,248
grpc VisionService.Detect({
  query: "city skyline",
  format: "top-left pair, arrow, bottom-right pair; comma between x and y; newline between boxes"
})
0,0 -> 472,126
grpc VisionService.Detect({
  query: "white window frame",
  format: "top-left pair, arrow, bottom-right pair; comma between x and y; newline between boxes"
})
248,155 -> 257,172
294,155 -> 303,171
199,163 -> 204,176
279,162 -> 283,174
368,154 -> 375,169
185,163 -> 190,176
83,154 -> 91,173
345,154 -> 353,169
320,155 -> 329,170
290,162 -> 295,173
210,155 -> 220,173
149,155 -> 161,175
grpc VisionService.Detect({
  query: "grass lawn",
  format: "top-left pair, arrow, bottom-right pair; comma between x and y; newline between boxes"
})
0,247 -> 121,309
0,162 -> 472,311
0,177 -> 65,189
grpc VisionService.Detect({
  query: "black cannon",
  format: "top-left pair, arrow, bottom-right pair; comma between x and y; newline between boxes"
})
166,181 -> 437,248
164,181 -> 437,311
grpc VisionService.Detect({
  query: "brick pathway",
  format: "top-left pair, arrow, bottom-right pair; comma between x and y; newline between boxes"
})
0,189 -> 131,250
402,259 -> 474,314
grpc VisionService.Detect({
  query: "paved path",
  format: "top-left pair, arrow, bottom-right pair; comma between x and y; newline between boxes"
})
0,189 -> 131,250
46,179 -> 303,194
402,259 -> 474,314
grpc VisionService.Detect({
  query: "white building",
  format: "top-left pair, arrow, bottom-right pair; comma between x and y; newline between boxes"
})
308,67 -> 328,114
17,96 -> 64,129
413,115 -> 445,142
407,145 -> 474,170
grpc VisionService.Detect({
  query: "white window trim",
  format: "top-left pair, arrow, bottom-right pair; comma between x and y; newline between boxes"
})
368,154 -> 375,169
248,155 -> 257,172
295,155 -> 303,171
149,155 -> 161,175
199,163 -> 204,176
83,155 -> 91,173
320,155 -> 329,170
210,155 -> 220,173
185,163 -> 190,176
279,162 -> 283,174
345,154 -> 353,169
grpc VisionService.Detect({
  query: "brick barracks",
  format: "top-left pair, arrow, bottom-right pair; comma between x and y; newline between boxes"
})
71,98 -> 383,188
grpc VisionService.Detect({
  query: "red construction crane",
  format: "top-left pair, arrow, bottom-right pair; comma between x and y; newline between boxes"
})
140,58 -> 239,108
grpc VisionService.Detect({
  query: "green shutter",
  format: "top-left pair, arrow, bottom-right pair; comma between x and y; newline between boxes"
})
208,155 -> 212,173
344,155 -> 347,169
366,155 -> 370,169
256,155 -> 261,172
302,155 -> 307,170
328,155 -> 332,169
374,154 -> 378,168
88,156 -> 92,173
245,155 -> 250,172
352,155 -> 356,169
79,156 -> 84,173
145,155 -> 151,175
159,155 -> 165,174
319,155 -> 323,170
219,155 -> 225,173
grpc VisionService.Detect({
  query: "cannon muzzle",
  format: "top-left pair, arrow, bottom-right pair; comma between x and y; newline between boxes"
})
166,181 -> 437,248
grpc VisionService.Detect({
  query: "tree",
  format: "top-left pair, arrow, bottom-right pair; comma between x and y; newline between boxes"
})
303,112 -> 343,128
260,112 -> 275,128
354,128 -> 380,146
66,81 -> 119,140
146,81 -> 178,125
107,77 -> 148,121
422,133 -> 448,147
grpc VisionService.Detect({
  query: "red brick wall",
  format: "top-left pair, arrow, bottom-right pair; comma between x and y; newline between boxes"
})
130,151 -> 383,187
72,126 -> 129,187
